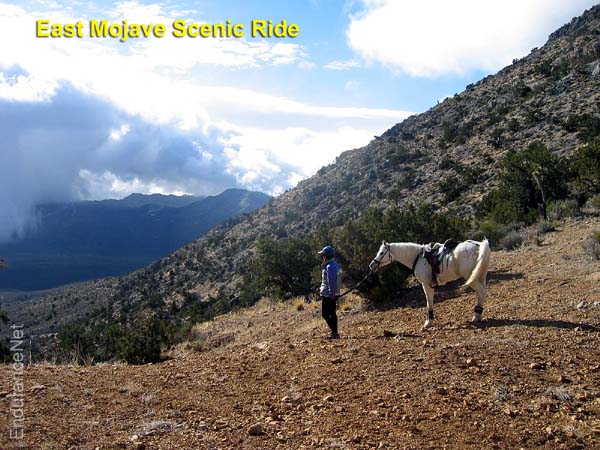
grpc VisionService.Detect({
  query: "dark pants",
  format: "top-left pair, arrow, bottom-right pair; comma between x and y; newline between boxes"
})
321,296 -> 338,336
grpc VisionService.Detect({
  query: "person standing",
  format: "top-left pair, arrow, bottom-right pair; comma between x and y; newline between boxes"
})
318,245 -> 341,339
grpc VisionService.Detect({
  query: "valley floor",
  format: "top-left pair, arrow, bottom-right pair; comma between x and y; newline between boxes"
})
1,217 -> 600,449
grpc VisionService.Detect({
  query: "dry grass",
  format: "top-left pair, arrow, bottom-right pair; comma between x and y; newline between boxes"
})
291,298 -> 305,311
582,231 -> 600,260
338,292 -> 364,313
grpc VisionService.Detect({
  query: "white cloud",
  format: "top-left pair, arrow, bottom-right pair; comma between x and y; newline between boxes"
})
109,124 -> 130,141
0,2 -> 409,127
219,124 -> 381,195
348,0 -> 599,77
79,169 -> 190,199
298,61 -> 317,70
0,72 -> 57,101
323,59 -> 362,70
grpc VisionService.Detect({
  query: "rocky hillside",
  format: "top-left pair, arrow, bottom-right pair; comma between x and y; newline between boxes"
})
1,216 -> 599,449
4,4 -> 600,335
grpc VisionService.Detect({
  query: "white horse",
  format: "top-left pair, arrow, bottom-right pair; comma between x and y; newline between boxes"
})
369,239 -> 491,329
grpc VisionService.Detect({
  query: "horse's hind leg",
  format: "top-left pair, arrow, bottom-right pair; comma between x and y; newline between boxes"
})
422,283 -> 435,329
470,279 -> 486,323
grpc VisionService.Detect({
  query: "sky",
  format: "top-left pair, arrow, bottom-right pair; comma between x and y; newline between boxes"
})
0,0 -> 598,241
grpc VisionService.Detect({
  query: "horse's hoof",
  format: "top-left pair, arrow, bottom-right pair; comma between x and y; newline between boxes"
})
423,320 -> 433,329
472,314 -> 482,323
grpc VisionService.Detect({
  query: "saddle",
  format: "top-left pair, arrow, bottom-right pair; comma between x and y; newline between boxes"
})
423,239 -> 459,287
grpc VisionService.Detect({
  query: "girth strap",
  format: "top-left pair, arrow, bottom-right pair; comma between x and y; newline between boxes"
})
411,253 -> 420,274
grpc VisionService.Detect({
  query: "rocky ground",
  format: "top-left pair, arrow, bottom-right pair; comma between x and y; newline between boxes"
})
1,217 -> 600,449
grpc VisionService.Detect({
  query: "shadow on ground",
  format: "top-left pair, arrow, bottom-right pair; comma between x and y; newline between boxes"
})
487,269 -> 525,284
476,318 -> 598,331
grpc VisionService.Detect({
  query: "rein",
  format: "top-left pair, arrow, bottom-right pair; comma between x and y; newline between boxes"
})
337,243 -> 390,299
337,269 -> 373,299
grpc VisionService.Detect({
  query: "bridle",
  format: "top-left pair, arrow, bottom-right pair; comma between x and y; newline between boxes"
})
370,243 -> 392,271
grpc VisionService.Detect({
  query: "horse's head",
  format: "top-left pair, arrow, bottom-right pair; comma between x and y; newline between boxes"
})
369,240 -> 392,272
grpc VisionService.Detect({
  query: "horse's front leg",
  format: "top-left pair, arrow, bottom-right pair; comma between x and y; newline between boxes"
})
422,283 -> 435,329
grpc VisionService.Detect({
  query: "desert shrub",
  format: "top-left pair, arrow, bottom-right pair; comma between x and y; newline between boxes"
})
475,220 -> 525,248
536,220 -> 556,234
252,237 -> 317,299
570,138 -> 600,202
507,117 -> 520,132
57,324 -> 96,363
500,230 -> 526,250
439,175 -> 466,202
440,120 -> 473,145
583,231 -> 600,260
563,114 -> 600,143
524,108 -> 544,125
118,317 -> 172,364
535,59 -> 553,77
64,318 -> 172,365
486,105 -> 510,127
512,80 -> 533,98
332,207 -> 387,282
527,221 -> 555,247
473,220 -> 500,243
547,199 -> 579,220
487,127 -> 505,148
439,156 -> 456,170
478,142 -> 568,224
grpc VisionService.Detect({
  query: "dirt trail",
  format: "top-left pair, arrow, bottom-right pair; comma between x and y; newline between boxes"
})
1,217 -> 600,449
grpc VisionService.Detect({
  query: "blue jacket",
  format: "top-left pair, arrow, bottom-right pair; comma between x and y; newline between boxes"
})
319,259 -> 341,298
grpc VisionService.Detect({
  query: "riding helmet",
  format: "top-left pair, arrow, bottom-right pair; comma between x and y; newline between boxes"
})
318,246 -> 335,257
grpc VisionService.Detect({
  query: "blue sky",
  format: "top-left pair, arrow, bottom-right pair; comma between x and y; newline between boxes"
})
0,0 -> 598,241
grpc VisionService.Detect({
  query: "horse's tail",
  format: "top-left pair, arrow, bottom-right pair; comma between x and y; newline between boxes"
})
464,239 -> 491,286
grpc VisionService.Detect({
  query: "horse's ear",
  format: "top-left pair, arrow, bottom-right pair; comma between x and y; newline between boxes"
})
382,240 -> 388,245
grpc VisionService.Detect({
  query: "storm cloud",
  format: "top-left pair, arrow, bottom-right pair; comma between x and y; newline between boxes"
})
0,80 -> 244,242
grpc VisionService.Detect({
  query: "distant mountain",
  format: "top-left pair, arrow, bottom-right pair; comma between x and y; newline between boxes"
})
101,193 -> 202,208
0,189 -> 270,290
